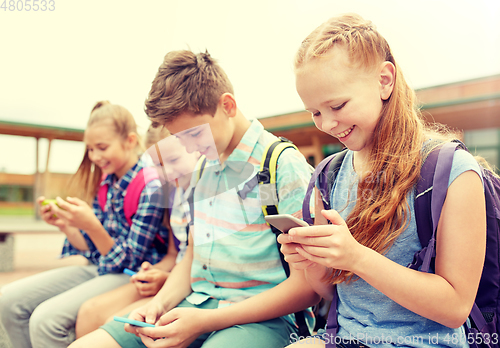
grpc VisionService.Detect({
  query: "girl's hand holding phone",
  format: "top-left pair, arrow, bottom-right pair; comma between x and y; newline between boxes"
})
37,196 -> 70,230
281,209 -> 364,272
277,231 -> 316,270
49,196 -> 100,232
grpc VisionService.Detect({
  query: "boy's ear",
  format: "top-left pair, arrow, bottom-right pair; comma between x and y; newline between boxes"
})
219,93 -> 237,118
379,61 -> 396,101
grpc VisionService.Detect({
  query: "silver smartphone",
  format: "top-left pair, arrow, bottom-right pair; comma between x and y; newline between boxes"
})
265,214 -> 309,233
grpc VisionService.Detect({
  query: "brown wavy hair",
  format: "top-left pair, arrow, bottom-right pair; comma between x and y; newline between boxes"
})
295,14 -> 437,284
68,101 -> 144,203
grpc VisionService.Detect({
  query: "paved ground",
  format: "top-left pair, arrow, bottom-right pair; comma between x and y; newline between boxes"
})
0,218 -> 87,347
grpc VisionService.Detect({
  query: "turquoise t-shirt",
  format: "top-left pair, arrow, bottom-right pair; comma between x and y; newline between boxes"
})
330,149 -> 482,348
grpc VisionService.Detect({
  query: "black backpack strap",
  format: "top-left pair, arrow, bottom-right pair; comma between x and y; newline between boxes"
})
259,137 -> 310,337
258,137 -> 298,217
258,137 -> 298,275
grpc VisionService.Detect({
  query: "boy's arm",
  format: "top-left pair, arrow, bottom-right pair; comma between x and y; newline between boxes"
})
135,274 -> 319,348
154,265 -> 320,333
126,230 -> 193,330
150,229 -> 194,312
197,265 -> 319,329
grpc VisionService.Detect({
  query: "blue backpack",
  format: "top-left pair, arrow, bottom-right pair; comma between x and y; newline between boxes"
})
302,141 -> 500,348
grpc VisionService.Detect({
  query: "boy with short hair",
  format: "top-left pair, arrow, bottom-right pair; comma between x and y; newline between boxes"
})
69,50 -> 319,348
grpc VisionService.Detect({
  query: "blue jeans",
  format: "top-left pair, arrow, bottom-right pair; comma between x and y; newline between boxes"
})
0,265 -> 129,348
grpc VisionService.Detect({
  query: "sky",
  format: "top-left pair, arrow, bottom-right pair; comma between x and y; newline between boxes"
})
1,0 -> 499,174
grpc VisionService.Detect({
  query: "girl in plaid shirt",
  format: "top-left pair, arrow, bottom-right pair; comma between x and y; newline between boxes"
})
0,101 -> 167,348
73,125 -> 200,338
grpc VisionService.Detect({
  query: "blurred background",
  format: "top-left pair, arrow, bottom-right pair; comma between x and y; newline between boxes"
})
1,0 -> 499,216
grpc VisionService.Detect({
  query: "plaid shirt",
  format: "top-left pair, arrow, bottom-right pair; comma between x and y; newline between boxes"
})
61,158 -> 167,275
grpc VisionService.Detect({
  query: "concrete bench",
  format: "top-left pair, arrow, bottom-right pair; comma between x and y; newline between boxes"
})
0,219 -> 59,272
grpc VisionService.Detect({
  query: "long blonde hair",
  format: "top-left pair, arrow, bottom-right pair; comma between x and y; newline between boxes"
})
295,14 -> 447,284
68,101 -> 144,203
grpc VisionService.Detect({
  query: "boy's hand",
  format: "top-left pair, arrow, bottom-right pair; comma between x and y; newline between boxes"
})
135,307 -> 210,348
124,299 -> 166,336
132,262 -> 169,297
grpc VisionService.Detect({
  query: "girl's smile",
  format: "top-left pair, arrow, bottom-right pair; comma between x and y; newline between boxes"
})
335,125 -> 355,139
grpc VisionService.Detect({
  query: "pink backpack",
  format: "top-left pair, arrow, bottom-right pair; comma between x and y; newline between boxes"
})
98,167 -> 168,253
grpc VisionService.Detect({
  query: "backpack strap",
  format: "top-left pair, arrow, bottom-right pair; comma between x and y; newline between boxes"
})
412,141 -> 465,272
325,287 -> 339,348
98,173 -> 109,213
257,137 -> 298,217
302,149 -> 348,225
257,137 -> 298,269
123,167 -> 159,226
257,137 -> 312,338
411,141 -> 492,340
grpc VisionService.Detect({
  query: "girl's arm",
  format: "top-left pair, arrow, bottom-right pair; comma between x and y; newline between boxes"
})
60,225 -> 90,251
51,196 -> 114,255
152,229 -> 193,310
357,170 -> 485,328
78,182 -> 165,274
293,170 -> 486,328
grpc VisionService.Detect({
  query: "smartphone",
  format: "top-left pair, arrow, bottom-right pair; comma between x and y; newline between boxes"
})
113,316 -> 155,328
41,199 -> 58,206
123,268 -> 148,283
264,214 -> 309,233
41,199 -> 59,217
123,268 -> 137,277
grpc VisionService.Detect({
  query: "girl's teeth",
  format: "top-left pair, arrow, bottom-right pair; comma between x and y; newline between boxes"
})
338,126 -> 353,138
